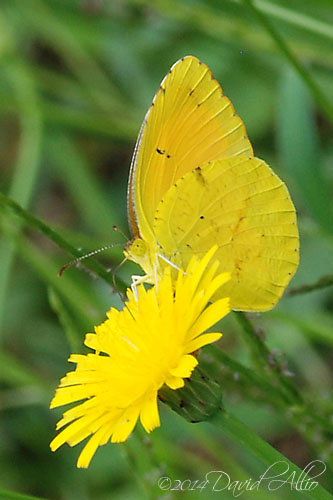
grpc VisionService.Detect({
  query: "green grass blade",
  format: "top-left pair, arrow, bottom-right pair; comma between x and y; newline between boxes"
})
47,287 -> 82,353
234,312 -> 303,405
12,0 -> 129,114
0,220 -> 104,331
0,192 -> 124,289
0,350 -> 49,392
0,61 -> 42,344
277,66 -> 333,234
287,275 -> 333,296
242,0 -> 333,124
0,488 -> 47,500
46,133 -> 125,237
249,0 -> 333,41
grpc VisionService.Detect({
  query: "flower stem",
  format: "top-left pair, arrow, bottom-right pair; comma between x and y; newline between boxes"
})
205,345 -> 333,463
210,409 -> 333,500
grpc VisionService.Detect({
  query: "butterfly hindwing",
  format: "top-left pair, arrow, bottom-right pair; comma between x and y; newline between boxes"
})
153,156 -> 299,311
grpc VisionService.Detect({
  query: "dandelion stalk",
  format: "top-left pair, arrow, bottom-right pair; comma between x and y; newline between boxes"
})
204,346 -> 333,464
161,363 -> 332,500
210,410 -> 333,500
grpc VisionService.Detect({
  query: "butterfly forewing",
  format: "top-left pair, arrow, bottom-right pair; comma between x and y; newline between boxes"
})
128,55 -> 253,243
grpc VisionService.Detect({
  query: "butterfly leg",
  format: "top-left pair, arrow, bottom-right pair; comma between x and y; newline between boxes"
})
152,262 -> 160,293
131,274 -> 149,301
157,253 -> 188,276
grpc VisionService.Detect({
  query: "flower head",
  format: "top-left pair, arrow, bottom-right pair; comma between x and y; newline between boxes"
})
50,246 -> 230,468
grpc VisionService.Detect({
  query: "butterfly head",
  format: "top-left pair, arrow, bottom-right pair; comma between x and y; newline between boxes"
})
124,237 -> 147,260
124,237 -> 154,272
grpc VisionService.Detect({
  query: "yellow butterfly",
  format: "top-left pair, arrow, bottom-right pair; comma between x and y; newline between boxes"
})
125,55 -> 299,311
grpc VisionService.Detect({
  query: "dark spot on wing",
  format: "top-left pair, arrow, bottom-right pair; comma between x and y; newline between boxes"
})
194,166 -> 206,185
200,215 -> 204,219
156,148 -> 171,158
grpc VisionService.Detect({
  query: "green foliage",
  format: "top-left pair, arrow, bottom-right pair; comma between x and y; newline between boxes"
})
0,0 -> 332,499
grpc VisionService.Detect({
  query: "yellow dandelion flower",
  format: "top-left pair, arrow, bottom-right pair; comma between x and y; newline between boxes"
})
50,246 -> 230,468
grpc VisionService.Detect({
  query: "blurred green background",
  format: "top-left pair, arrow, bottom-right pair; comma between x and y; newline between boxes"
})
0,1 -> 332,499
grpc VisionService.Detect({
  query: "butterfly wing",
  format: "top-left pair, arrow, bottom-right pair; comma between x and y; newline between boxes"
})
128,55 -> 253,243
153,156 -> 299,311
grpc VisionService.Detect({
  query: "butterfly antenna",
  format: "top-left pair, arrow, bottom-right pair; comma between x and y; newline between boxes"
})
113,225 -> 129,241
58,243 -> 123,277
